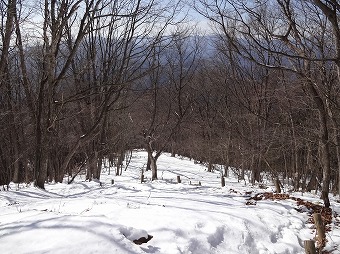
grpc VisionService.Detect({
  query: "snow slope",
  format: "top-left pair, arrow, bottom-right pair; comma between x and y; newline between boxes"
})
1,151 -> 340,254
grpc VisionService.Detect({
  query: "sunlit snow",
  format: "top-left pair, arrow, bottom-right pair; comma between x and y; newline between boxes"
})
1,151 -> 339,253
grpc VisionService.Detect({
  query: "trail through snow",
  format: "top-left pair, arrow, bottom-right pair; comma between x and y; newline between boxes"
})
1,151 -> 340,253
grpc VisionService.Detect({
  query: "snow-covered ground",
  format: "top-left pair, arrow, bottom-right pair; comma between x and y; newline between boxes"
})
1,151 -> 340,254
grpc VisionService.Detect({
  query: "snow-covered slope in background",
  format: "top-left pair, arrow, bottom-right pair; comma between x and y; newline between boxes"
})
1,151 -> 339,253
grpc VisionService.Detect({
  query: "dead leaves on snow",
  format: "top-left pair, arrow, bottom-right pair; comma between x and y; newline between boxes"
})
246,192 -> 335,251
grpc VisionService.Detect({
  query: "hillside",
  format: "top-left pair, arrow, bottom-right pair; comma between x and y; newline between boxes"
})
1,151 -> 339,253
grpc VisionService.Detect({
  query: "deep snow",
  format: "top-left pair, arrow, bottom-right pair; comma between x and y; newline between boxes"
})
1,151 -> 340,254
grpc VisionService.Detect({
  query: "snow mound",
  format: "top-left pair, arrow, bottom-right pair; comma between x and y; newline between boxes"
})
119,226 -> 149,241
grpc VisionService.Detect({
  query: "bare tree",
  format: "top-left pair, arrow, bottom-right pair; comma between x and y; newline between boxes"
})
195,0 -> 340,206
62,0 -> 185,181
4,0 -> 184,188
134,26 -> 201,180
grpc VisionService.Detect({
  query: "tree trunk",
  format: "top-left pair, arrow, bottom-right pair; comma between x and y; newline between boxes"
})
318,112 -> 331,208
144,134 -> 159,180
207,162 -> 213,172
314,0 -> 340,198
328,109 -> 340,197
97,156 -> 103,179
0,0 -> 16,84
116,151 -> 124,176
250,154 -> 255,185
251,155 -> 261,184
275,177 -> 281,193
34,75 -> 47,189
224,165 -> 229,177
146,156 -> 151,171
87,150 -> 99,181
150,156 -> 157,180
93,151 -> 100,180
304,240 -> 316,254
36,157 -> 48,189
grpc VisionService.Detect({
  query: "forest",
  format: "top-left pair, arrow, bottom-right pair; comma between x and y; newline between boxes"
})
1,0 -> 340,208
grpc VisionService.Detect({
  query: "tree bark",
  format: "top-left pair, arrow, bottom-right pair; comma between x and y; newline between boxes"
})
304,240 -> 316,254
275,178 -> 281,193
150,155 -> 158,180
0,0 -> 16,88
